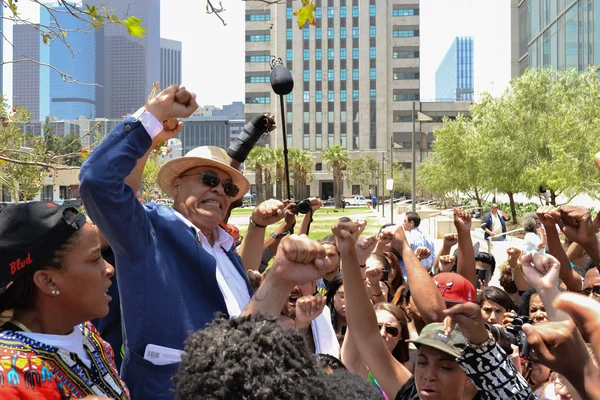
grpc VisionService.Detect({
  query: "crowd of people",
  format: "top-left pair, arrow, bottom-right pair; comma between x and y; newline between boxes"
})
1,86 -> 600,399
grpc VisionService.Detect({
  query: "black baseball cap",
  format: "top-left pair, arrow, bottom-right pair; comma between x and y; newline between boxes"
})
0,202 -> 87,295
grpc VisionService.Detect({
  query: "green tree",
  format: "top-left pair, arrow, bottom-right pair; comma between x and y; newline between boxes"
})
140,154 -> 162,201
268,147 -> 286,200
322,145 -> 350,208
347,155 -> 381,195
262,149 -> 275,200
289,148 -> 313,200
246,146 -> 267,204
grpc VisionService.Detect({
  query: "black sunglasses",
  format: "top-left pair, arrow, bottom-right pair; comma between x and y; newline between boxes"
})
580,286 -> 600,297
378,324 -> 399,338
179,171 -> 240,198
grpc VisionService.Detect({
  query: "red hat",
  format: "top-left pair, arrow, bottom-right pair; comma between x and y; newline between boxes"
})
433,272 -> 476,303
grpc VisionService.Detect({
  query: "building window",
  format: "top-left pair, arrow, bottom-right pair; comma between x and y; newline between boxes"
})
316,49 -> 322,60
340,69 -> 347,80
393,92 -> 420,101
340,27 -> 347,39
246,76 -> 270,83
246,55 -> 271,62
304,134 -> 310,149
286,49 -> 292,61
340,48 -> 347,59
247,34 -> 270,42
286,28 -> 292,40
316,90 -> 322,102
328,69 -> 335,80
328,6 -> 334,18
316,27 -> 322,39
370,26 -> 376,37
328,133 -> 334,147
393,9 -> 419,16
316,7 -> 322,18
246,95 -> 270,104
352,5 -> 359,17
316,162 -> 322,171
247,12 -> 271,21
287,111 -> 293,123
393,71 -> 420,80
393,29 -> 419,37
328,90 -> 335,102
304,111 -> 310,123
352,48 -> 359,59
370,47 -> 376,59
316,70 -> 322,81
352,27 -> 359,38
369,4 -> 376,16
340,6 -> 346,17
370,68 -> 376,80
370,89 -> 376,101
303,29 -> 310,40
328,27 -> 334,39
303,49 -> 310,60
353,89 -> 359,101
393,50 -> 420,59
287,93 -> 292,102
341,132 -> 347,148
316,134 -> 322,150
304,91 -> 310,102
340,90 -> 347,102
353,69 -> 359,80
304,70 -> 310,81
328,111 -> 334,121
316,112 -> 322,123
286,8 -> 292,19
341,111 -> 347,122
328,48 -> 334,60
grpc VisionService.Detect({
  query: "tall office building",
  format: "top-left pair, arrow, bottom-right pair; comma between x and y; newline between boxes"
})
91,0 -> 160,118
435,37 -> 474,101
41,5 -> 96,120
511,0 -> 600,77
13,25 -> 41,120
160,38 -> 182,89
245,1 -> 425,198
0,5 -> 3,98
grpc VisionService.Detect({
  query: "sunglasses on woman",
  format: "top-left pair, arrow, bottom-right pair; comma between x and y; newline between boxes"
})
580,286 -> 600,297
179,170 -> 240,198
378,324 -> 399,338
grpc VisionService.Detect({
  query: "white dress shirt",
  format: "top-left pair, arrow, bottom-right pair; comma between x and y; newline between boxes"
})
173,210 -> 251,317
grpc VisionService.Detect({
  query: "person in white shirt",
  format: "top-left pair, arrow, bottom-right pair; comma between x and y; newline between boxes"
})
522,213 -> 547,254
403,212 -> 436,270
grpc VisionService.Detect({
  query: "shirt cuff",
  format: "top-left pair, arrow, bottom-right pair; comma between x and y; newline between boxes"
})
132,107 -> 163,139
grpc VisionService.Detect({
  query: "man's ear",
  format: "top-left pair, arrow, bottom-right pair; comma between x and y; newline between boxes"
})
172,178 -> 181,197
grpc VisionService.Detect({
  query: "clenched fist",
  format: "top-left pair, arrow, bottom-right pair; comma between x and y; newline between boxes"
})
295,294 -> 327,329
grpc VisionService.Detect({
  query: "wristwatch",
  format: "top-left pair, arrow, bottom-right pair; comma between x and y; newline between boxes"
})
270,230 -> 290,240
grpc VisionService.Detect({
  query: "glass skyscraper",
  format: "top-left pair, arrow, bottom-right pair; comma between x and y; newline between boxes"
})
435,36 -> 474,101
160,38 -> 182,89
512,0 -> 600,76
40,5 -> 96,120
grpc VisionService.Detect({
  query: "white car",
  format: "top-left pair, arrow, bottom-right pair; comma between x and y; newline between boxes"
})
344,195 -> 369,207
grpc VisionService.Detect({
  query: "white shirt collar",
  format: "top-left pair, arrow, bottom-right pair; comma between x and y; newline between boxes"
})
172,209 -> 233,250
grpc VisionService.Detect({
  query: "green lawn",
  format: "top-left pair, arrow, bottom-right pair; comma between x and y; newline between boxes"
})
233,206 -> 381,240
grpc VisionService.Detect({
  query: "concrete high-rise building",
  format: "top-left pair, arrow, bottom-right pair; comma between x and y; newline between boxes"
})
0,5 -> 3,98
511,0 -> 600,78
13,24 -> 41,120
41,5 -> 96,120
435,37 -> 473,101
245,1 -> 437,198
91,0 -> 160,118
160,38 -> 182,89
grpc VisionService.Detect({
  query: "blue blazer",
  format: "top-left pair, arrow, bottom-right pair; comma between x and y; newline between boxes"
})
79,118 -> 253,400
481,211 -> 508,240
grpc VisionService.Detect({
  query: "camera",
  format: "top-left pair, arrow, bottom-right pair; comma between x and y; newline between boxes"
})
296,199 -> 312,214
382,269 -> 389,281
487,316 -> 535,361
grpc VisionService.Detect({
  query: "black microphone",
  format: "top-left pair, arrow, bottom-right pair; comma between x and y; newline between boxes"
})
270,63 -> 294,96
227,114 -> 270,164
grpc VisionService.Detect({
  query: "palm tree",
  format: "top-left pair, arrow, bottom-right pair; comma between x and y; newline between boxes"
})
246,146 -> 267,203
323,145 -> 350,208
268,147 -> 286,200
262,149 -> 274,199
289,148 -> 313,200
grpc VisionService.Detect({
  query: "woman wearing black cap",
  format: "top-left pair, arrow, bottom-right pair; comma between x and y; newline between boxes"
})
0,202 -> 128,399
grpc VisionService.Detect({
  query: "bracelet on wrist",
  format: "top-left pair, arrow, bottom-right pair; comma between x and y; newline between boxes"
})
468,332 -> 494,350
249,217 -> 267,229
371,290 -> 383,296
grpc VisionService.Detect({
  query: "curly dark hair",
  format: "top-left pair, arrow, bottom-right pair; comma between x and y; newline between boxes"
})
320,369 -> 384,400
174,313 -> 328,400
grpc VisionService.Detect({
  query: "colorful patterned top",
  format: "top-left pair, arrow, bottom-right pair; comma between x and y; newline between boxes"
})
0,322 -> 129,399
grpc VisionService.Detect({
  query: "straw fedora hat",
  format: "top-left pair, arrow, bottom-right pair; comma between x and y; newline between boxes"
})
157,146 -> 250,202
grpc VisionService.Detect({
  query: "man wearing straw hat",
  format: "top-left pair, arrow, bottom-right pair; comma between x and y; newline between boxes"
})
79,86 -> 278,400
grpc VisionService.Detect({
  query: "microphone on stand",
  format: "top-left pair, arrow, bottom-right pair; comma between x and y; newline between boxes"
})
269,57 -> 294,200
